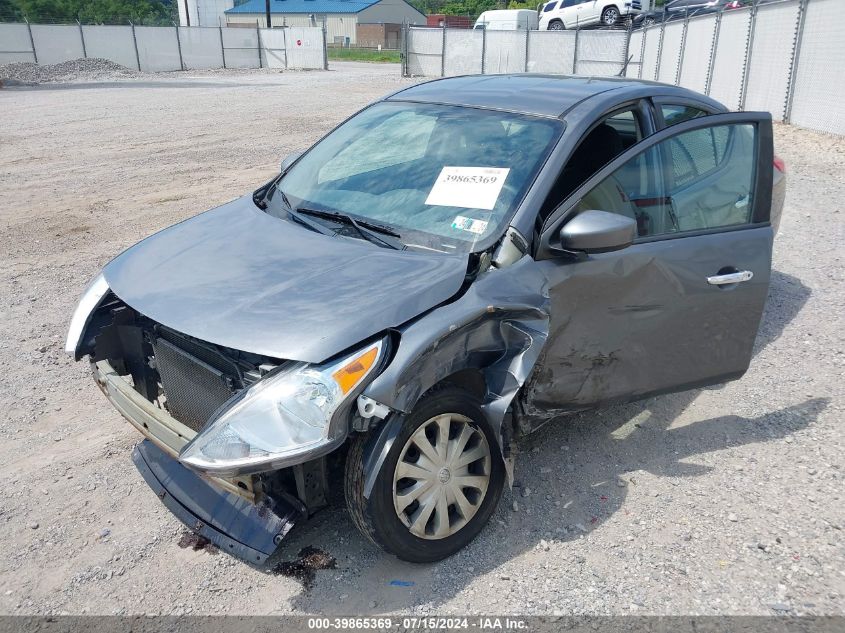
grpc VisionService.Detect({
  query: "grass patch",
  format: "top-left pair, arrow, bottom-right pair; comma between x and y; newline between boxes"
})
328,48 -> 401,63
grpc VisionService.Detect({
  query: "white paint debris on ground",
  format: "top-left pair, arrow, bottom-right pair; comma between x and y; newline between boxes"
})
0,62 -> 843,617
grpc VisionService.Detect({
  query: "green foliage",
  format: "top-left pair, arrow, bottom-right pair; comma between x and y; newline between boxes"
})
408,0 -> 500,19
507,0 -> 540,9
409,0 -> 551,18
1,0 -> 173,24
328,48 -> 402,63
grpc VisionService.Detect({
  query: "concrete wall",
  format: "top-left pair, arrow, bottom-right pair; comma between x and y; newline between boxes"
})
358,0 -> 425,25
0,22 -> 326,71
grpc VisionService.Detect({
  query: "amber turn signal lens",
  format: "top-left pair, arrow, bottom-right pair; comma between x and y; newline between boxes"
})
332,346 -> 379,394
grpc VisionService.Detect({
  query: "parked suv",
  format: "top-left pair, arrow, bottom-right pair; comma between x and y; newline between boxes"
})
539,0 -> 649,29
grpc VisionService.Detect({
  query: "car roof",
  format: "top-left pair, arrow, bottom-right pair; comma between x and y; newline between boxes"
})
386,74 -> 714,118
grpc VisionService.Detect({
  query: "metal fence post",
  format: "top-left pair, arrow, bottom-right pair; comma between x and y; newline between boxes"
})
174,23 -> 184,70
77,20 -> 87,59
524,26 -> 530,73
637,23 -> 647,79
675,14 -> 689,85
654,20 -> 666,82
573,19 -> 579,74
784,0 -> 809,123
25,17 -> 37,64
441,25 -> 446,77
401,22 -> 409,77
256,21 -> 263,68
219,25 -> 227,68
282,26 -> 288,70
705,9 -> 723,96
130,21 -> 141,71
622,20 -> 632,77
480,26 -> 486,74
738,0 -> 758,111
322,19 -> 328,70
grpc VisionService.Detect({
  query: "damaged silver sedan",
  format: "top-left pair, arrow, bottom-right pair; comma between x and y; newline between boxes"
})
66,75 -> 785,564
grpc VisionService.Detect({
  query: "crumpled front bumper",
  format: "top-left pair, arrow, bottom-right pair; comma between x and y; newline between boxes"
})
132,439 -> 301,565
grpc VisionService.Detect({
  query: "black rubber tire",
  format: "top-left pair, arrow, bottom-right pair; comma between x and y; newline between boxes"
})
602,6 -> 620,26
344,386 -> 505,563
548,19 -> 565,30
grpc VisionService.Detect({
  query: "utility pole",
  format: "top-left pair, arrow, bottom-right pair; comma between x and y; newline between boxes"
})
266,0 -> 272,28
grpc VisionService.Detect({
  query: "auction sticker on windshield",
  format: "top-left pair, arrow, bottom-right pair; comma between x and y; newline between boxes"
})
451,215 -> 489,235
425,166 -> 510,211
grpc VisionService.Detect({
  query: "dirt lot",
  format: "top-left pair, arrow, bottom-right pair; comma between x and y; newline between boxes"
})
0,62 -> 843,617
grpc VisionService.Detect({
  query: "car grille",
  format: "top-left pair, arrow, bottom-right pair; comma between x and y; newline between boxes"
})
151,334 -> 238,433
631,1 -> 642,9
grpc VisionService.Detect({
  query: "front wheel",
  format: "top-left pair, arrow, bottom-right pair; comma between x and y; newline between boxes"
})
602,6 -> 620,25
345,386 -> 505,563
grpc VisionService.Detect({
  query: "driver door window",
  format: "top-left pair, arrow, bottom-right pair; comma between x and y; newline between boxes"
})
574,123 -> 757,237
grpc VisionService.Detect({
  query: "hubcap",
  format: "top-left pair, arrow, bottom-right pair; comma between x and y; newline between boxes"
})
392,413 -> 491,540
605,9 -> 618,23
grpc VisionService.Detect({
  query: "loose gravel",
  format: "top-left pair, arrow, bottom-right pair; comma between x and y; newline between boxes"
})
0,58 -> 139,85
0,63 -> 842,617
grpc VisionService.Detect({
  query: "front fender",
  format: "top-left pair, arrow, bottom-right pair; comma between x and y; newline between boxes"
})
363,256 -> 551,445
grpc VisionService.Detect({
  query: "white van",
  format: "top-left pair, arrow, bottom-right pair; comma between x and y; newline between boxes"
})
473,9 -> 540,31
538,0 -> 650,30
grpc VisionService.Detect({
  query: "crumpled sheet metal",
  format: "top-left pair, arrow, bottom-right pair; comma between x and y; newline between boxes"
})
363,256 -> 550,438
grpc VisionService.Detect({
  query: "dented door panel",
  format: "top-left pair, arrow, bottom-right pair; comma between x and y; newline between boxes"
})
523,226 -> 773,417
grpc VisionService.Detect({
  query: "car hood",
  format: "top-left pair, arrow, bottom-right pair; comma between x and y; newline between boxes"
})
103,196 -> 469,363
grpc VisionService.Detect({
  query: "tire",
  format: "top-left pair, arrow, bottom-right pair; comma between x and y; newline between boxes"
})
548,19 -> 565,30
344,386 -> 505,563
601,6 -> 620,26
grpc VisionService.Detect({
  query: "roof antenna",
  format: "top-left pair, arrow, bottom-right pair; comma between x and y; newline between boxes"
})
617,54 -> 633,77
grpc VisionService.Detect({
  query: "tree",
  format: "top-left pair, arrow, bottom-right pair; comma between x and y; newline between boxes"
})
0,0 -> 24,20
4,0 -> 172,24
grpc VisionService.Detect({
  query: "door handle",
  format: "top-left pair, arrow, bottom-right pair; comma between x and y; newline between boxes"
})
707,270 -> 753,285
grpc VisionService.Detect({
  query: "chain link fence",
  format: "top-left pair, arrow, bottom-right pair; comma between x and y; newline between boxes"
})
0,22 -> 328,71
402,0 -> 844,136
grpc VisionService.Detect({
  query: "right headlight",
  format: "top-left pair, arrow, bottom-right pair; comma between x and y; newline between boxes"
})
179,338 -> 386,476
65,272 -> 109,359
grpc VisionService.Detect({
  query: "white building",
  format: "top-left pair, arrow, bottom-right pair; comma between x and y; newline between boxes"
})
222,0 -> 425,46
176,0 -> 235,27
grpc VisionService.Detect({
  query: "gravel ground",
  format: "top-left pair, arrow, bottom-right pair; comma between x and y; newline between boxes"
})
0,59 -> 140,85
0,62 -> 843,617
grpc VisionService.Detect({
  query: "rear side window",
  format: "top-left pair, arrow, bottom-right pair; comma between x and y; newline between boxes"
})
573,123 -> 757,238
661,104 -> 709,128
543,2 -> 558,11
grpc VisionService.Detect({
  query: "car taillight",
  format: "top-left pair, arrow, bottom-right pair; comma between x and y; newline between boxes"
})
773,156 -> 786,173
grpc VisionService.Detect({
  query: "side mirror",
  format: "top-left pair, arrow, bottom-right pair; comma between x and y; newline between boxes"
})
558,210 -> 637,254
280,150 -> 304,174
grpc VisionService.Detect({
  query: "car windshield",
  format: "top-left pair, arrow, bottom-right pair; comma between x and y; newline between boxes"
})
265,101 -> 562,253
